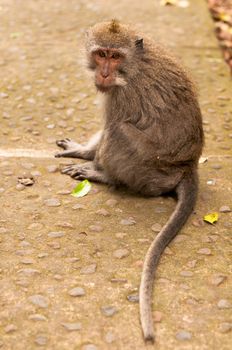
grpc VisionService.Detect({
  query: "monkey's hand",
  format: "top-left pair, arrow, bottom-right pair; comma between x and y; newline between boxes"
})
61,164 -> 109,184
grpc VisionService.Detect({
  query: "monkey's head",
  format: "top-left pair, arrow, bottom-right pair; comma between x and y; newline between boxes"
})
85,20 -> 144,93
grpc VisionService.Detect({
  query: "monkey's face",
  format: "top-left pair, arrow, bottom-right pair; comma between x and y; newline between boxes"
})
91,48 -> 126,92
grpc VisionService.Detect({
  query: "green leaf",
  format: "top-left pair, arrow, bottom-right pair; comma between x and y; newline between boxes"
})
71,179 -> 92,198
203,212 -> 219,225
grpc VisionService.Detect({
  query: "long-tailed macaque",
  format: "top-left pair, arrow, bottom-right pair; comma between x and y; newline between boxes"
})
55,20 -> 204,342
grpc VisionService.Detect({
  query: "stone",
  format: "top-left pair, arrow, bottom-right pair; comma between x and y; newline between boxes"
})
4,324 -> 17,333
44,198 -> 61,207
113,248 -> 130,259
176,330 -> 192,340
153,311 -> 163,322
104,331 -> 116,343
20,258 -> 35,264
217,299 -> 231,309
80,264 -> 97,274
96,209 -> 110,216
120,217 -> 136,225
127,294 -> 139,303
68,287 -> 85,297
61,322 -> 82,331
35,335 -> 48,346
101,306 -> 118,317
27,223 -> 43,230
29,314 -> 48,321
219,205 -> 231,213
211,274 -> 227,286
105,199 -> 118,207
17,268 -> 40,276
28,294 -> 49,308
186,260 -> 198,268
47,165 -> 59,173
47,231 -> 65,238
218,322 -> 232,333
197,248 -> 212,255
180,270 -> 193,277
151,223 -> 162,232
82,345 -> 98,350
89,225 -> 103,232
72,204 -> 86,210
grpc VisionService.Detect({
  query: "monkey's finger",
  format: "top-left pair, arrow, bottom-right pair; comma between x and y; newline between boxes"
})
56,139 -> 71,150
73,174 -> 86,180
61,166 -> 75,174
55,150 -> 75,158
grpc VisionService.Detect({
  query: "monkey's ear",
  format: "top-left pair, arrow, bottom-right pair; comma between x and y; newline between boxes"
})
135,38 -> 143,50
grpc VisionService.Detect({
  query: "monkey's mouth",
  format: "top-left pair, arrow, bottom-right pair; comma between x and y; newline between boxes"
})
95,82 -> 113,93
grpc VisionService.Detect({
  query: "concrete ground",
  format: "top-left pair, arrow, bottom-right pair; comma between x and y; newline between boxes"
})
0,0 -> 231,349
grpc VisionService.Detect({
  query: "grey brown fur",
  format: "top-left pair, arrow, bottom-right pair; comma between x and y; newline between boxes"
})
55,21 -> 204,342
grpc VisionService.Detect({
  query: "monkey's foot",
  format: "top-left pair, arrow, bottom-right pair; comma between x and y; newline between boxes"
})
61,164 -> 109,184
56,138 -> 81,150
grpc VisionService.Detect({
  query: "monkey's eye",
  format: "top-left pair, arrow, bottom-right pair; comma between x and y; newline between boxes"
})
111,52 -> 121,60
97,50 -> 106,58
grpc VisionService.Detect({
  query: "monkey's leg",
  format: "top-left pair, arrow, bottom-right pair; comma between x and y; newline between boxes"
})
61,162 -> 110,184
55,131 -> 102,160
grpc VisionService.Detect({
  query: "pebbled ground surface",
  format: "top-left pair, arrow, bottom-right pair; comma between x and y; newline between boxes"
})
0,1 -> 231,349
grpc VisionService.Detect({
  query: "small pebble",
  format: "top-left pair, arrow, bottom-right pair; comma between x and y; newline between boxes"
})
20,258 -> 35,265
35,335 -> 48,346
0,228 -> 8,234
207,179 -> 216,186
4,324 -> 17,333
186,260 -> 197,268
44,198 -> 61,207
68,287 -> 85,297
127,294 -> 139,303
218,322 -> 232,333
104,331 -> 116,343
101,306 -> 118,317
211,274 -> 227,286
211,164 -> 222,170
180,270 -> 193,277
96,209 -> 110,216
29,314 -> 47,321
27,223 -> 43,230
153,311 -> 163,322
89,225 -> 103,232
197,248 -> 212,255
217,299 -> 231,309
47,231 -> 64,238
56,221 -> 73,228
82,345 -> 98,350
47,165 -> 59,173
28,294 -> 49,308
219,206 -> 231,213
72,204 -> 86,210
61,322 -> 82,331
151,223 -> 162,232
120,217 -> 136,225
47,242 -> 61,249
80,263 -> 97,274
113,248 -> 130,259
105,199 -> 118,207
18,268 -> 40,276
176,330 -> 192,341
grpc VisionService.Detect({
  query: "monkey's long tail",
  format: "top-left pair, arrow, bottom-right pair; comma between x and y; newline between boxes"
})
139,171 -> 198,343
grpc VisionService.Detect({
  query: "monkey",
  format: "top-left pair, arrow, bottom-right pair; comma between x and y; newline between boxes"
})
55,20 -> 204,343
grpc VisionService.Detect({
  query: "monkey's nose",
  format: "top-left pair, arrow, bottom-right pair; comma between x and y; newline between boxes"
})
101,72 -> 109,79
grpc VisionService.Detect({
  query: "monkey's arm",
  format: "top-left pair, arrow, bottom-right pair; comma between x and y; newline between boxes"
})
55,131 -> 102,160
